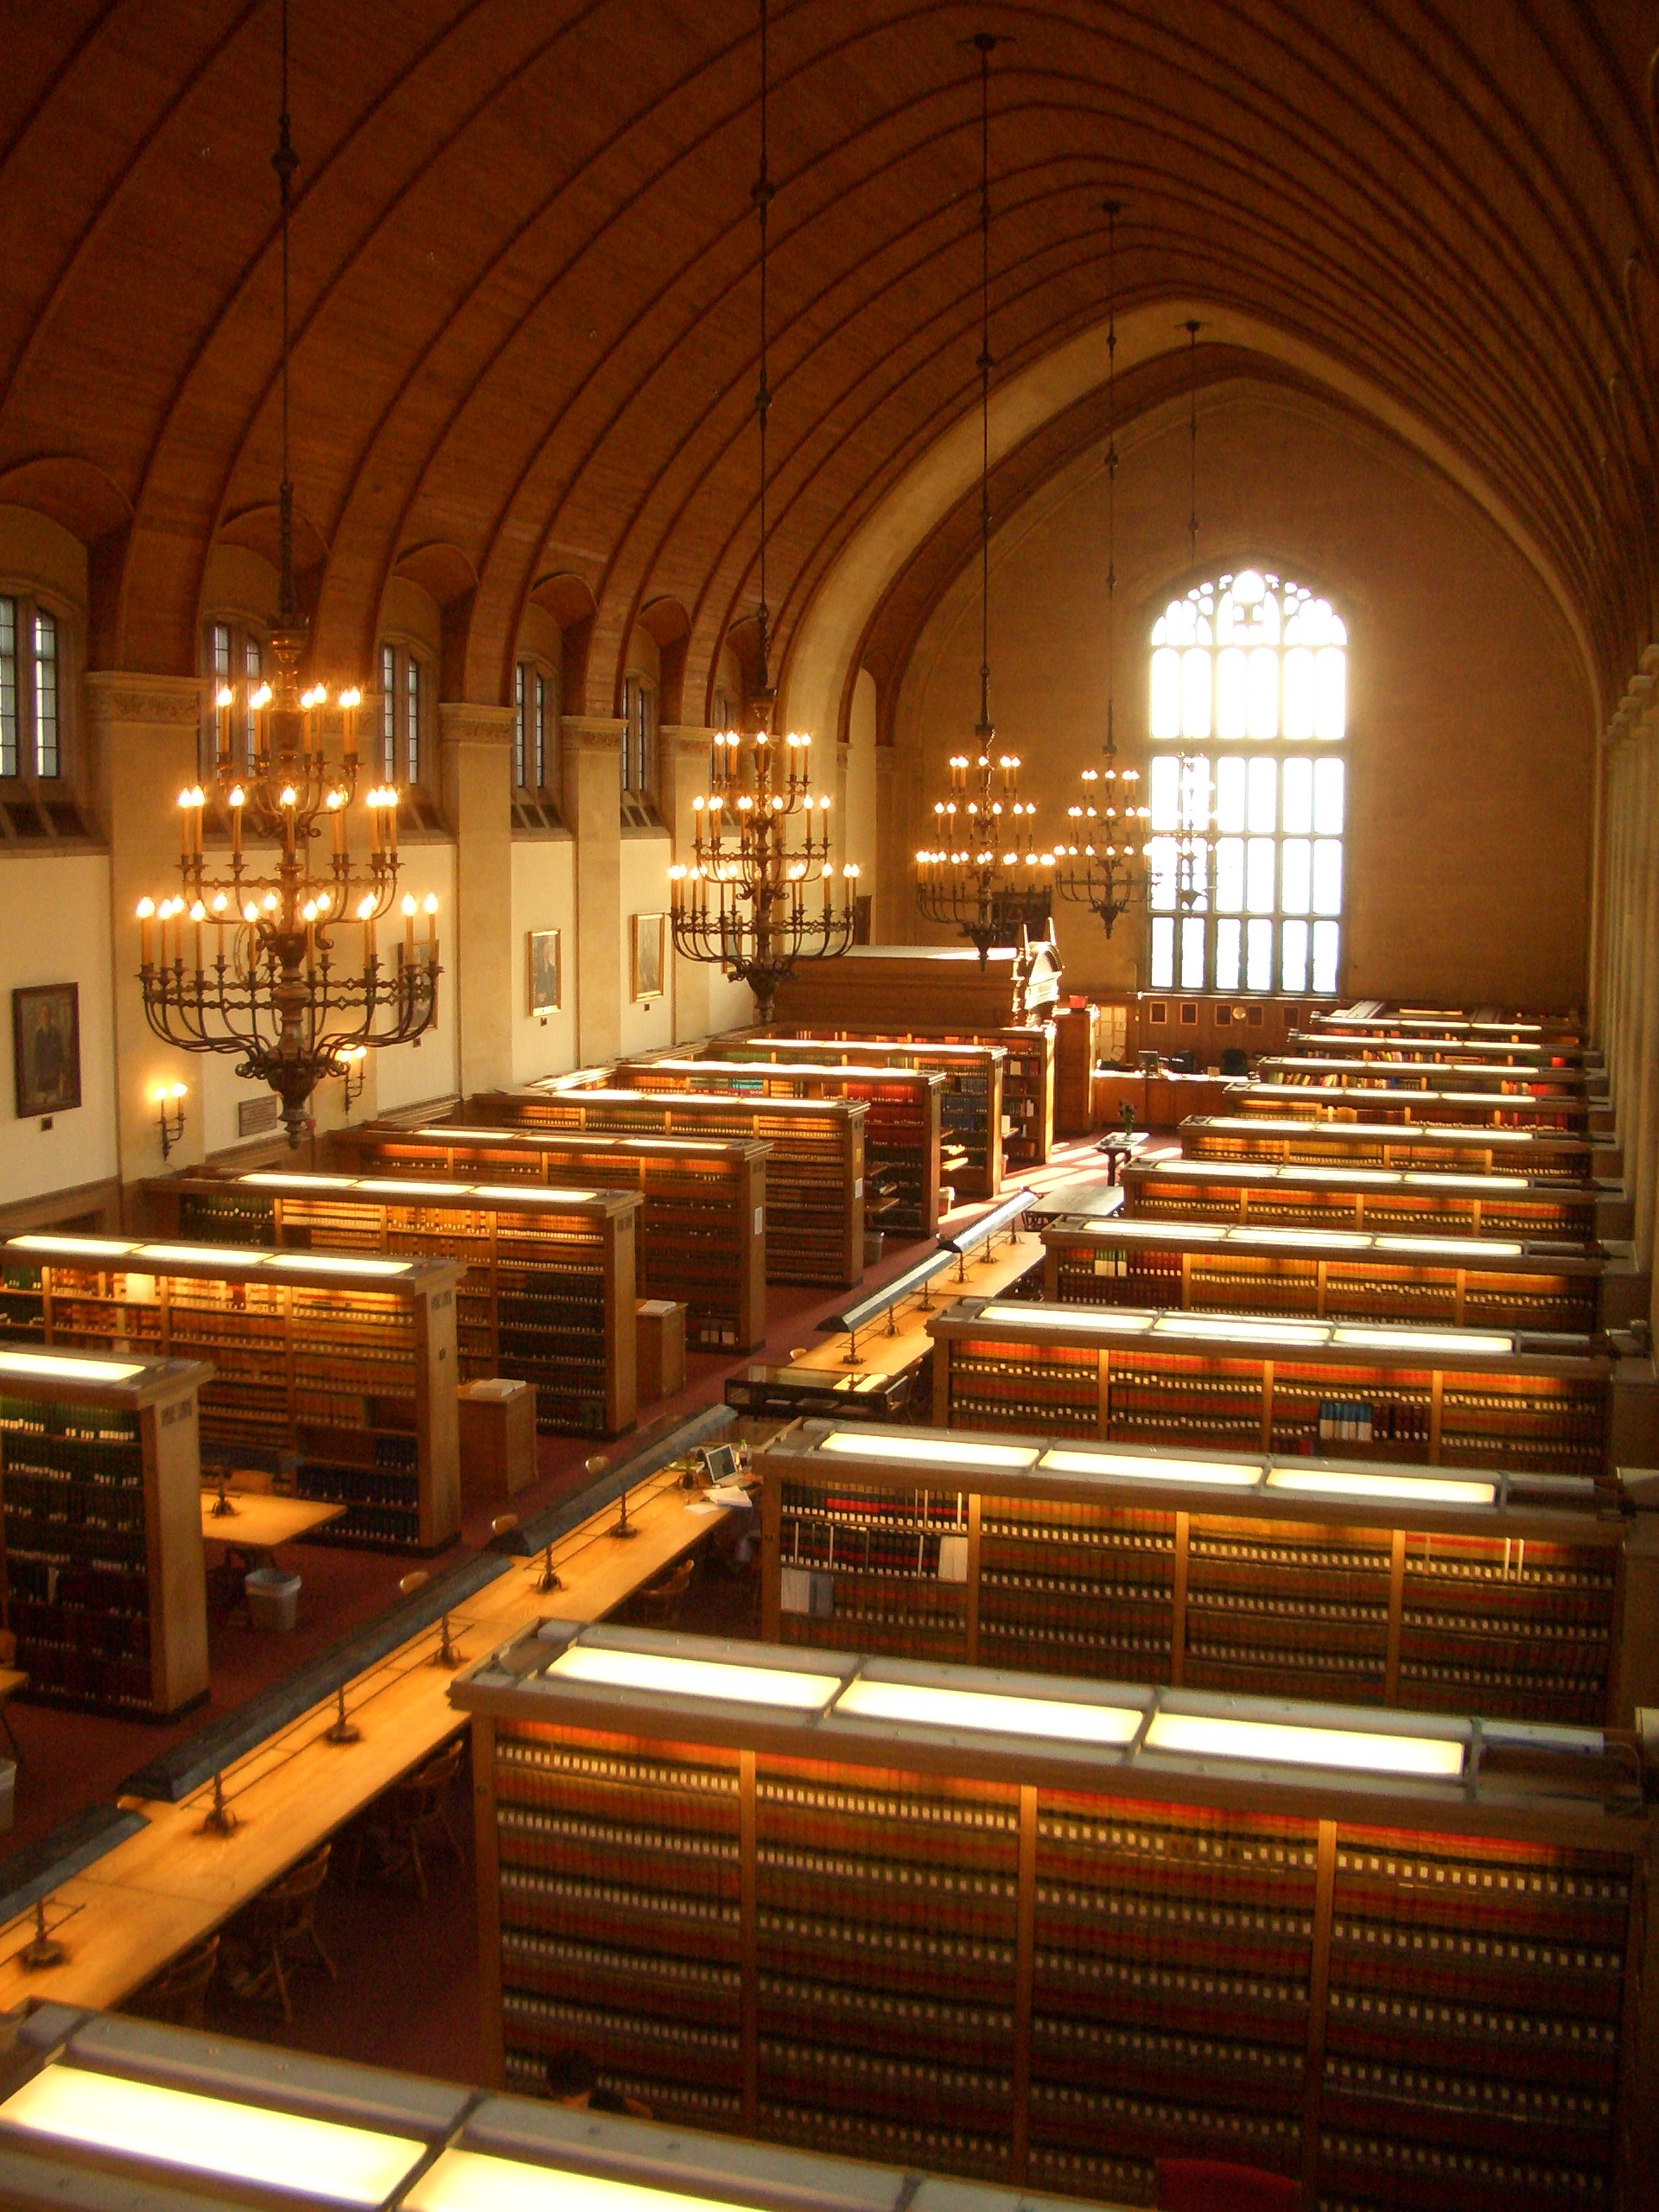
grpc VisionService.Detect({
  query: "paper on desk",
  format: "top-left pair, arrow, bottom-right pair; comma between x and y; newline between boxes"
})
706,1484 -> 753,1509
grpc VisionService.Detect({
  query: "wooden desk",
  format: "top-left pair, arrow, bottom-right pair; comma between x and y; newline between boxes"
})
0,1462 -> 723,2015
200,1495 -> 350,1554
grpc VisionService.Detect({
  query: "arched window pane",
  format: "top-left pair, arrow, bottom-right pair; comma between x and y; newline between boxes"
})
1214,755 -> 1247,833
1147,836 -> 1179,911
1179,915 -> 1206,988
1180,646 -> 1211,738
1312,919 -> 1341,995
1315,645 -> 1345,739
1148,754 -> 1181,831
1248,645 -> 1279,738
1214,837 -> 1245,913
1214,917 -> 1242,991
1313,757 -> 1344,834
1312,839 -> 1343,914
1246,757 -> 1276,834
1281,918 -> 1310,993
1282,646 -> 1314,740
1245,837 -> 1276,913
1281,838 -> 1312,915
1245,918 -> 1274,991
1179,755 -> 1213,832
1150,646 -> 1180,737
1150,914 -> 1175,988
1216,645 -> 1248,739
1281,755 -> 1313,836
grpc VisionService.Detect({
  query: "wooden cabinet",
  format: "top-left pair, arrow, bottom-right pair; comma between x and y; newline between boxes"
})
0,1343 -> 211,1716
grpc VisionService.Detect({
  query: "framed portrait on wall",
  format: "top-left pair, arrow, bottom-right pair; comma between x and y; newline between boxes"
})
12,983 -> 81,1119
631,912 -> 666,1002
527,929 -> 562,1018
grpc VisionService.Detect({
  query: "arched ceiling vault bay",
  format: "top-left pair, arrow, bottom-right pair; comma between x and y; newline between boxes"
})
0,1 -> 1654,729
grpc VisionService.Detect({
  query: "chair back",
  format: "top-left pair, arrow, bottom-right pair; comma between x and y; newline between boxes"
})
1156,2161 -> 1299,2212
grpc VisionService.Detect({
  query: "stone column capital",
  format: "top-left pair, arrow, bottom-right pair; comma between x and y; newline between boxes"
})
83,671 -> 201,728
563,715 -> 624,755
437,701 -> 515,747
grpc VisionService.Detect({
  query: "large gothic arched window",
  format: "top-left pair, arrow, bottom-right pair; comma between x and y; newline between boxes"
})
1147,568 -> 1346,995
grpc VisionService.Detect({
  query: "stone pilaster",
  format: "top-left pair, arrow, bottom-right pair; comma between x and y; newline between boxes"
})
563,716 -> 625,1065
872,744 -> 901,942
663,725 -> 718,1043
439,701 -> 516,1101
86,671 -> 207,1194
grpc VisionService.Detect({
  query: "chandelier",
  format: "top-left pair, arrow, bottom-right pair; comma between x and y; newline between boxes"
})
137,0 -> 437,1149
913,34 -> 1052,967
669,0 -> 859,1022
1054,199 -> 1150,938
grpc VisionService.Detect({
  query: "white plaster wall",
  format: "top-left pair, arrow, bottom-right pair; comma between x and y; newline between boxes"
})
846,670 -> 878,879
511,836 -> 579,1083
359,842 -> 460,1114
0,854 -> 118,1204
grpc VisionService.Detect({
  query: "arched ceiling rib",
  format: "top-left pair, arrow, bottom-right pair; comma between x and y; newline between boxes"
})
0,0 -> 1653,725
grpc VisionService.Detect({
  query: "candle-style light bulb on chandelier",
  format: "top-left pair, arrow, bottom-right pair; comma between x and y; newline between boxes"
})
136,0 -> 437,1147
914,32 -> 1053,966
669,0 -> 860,1024
1169,313 -> 1218,915
1054,199 -> 1150,938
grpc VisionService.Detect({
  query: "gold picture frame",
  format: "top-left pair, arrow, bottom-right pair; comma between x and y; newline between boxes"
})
631,912 -> 666,1002
527,928 -> 562,1019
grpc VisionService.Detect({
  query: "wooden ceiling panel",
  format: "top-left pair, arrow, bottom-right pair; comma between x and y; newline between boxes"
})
0,0 -> 1651,716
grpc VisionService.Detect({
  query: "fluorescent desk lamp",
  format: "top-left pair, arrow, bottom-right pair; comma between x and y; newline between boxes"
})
1039,1446 -> 1257,1487
0,1349 -> 145,1384
406,2150 -> 746,2212
546,1645 -> 840,1713
1265,1468 -> 1496,1506
1145,1710 -> 1464,1779
836,1677 -> 1141,1746
9,1234 -> 139,1259
818,1432 -> 1039,1471
0,2065 -> 425,2209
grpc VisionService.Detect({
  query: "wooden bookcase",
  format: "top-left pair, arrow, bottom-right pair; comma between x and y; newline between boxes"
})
753,1021 -> 1056,1174
715,1035 -> 1006,1201
470,1089 -> 865,1288
1039,1213 -> 1626,1332
617,1058 -> 943,1239
0,1341 -> 211,1718
1051,1005 -> 1103,1136
1258,1053 -> 1594,1097
0,1235 -> 461,1552
1235,1080 -> 1598,1133
926,1297 -> 1627,1480
1287,1028 -> 1593,1071
144,1171 -> 639,1437
1309,1005 -> 1587,1045
1180,1113 -> 1602,1180
460,1621 -> 1656,2210
1122,1156 -> 1605,1241
332,1122 -> 767,1351
756,1421 -> 1659,1726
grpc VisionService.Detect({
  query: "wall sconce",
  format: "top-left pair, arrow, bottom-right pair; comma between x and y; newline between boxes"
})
339,1045 -> 368,1117
153,1082 -> 188,1160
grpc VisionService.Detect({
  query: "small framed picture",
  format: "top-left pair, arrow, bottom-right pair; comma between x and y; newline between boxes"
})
527,928 -> 562,1018
631,912 -> 666,1002
12,983 -> 81,1119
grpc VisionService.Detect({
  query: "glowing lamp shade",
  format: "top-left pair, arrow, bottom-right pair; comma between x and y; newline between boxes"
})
353,1179 -> 472,1199
1406,1173 -> 1529,1190
1154,1313 -> 1328,1347
10,1235 -> 139,1259
240,1173 -> 347,1191
1294,1166 -> 1400,1184
138,1243 -> 270,1268
0,2065 -> 425,2208
1265,1468 -> 1496,1506
1242,1228 -> 1368,1250
979,1304 -> 1151,1332
1111,1221 -> 1226,1243
1144,1711 -> 1465,1779
546,1644 -> 841,1713
406,2150 -> 731,2212
469,1185 -> 601,1205
836,1677 -> 1141,1746
266,1252 -> 414,1277
1331,1324 -> 1512,1355
0,1350 -> 144,1385
818,1431 -> 1039,1470
1039,1447 -> 1257,1487
1374,1236 -> 1523,1259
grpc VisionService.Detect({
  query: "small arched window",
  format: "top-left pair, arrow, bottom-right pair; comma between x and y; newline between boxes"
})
201,615 -> 266,777
1147,568 -> 1347,996
2,593 -> 65,782
377,638 -> 430,787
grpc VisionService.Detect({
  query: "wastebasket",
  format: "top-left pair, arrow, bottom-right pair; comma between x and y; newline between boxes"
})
245,1567 -> 302,1632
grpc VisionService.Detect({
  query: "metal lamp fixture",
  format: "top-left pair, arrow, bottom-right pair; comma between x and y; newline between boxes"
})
1054,199 -> 1150,938
914,33 -> 1054,966
136,0 -> 437,1147
669,0 -> 860,1024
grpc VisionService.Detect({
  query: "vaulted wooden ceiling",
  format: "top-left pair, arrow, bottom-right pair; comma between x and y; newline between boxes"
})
1,1 -> 1655,730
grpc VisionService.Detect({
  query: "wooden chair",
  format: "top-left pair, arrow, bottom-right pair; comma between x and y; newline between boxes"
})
122,1935 -> 219,2029
628,1555 -> 696,1627
366,1740 -> 466,1899
1156,2160 -> 1299,2212
221,1845 -> 334,2021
